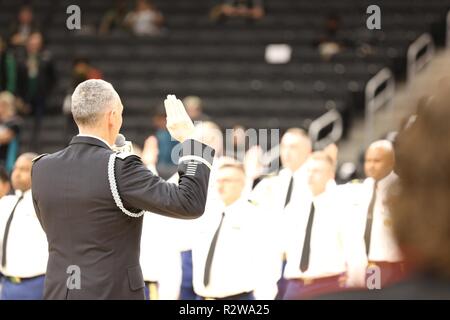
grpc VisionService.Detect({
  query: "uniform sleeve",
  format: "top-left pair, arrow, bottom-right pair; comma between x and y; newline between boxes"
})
116,139 -> 215,219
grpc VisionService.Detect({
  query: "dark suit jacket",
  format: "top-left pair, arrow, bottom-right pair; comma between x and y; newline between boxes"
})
31,136 -> 214,300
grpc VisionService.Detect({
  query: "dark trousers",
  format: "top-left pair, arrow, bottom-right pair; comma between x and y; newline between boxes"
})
179,250 -> 199,300
1,275 -> 45,300
283,274 -> 346,300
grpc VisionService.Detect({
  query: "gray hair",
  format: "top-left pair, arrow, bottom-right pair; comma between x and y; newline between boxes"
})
71,79 -> 120,127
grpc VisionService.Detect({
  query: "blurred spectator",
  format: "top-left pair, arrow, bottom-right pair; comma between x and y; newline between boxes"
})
210,0 -> 265,23
16,32 -> 55,149
183,96 -> 209,122
0,166 -> 11,198
141,135 -> 159,174
62,57 -> 103,142
99,0 -> 129,35
71,57 -> 103,86
149,103 -> 178,178
0,92 -> 22,173
225,125 -> 248,162
8,5 -> 40,48
0,36 -> 17,93
124,0 -> 164,36
315,14 -> 351,61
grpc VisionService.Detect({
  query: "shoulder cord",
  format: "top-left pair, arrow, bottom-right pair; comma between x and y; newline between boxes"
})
108,153 -> 145,218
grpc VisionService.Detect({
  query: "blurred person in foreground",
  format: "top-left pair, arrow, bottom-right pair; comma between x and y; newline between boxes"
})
31,79 -> 214,299
321,77 -> 450,300
0,153 -> 48,300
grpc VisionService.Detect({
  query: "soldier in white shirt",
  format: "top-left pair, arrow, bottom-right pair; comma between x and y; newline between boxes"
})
0,153 -> 48,299
283,152 -> 348,299
345,140 -> 404,288
250,128 -> 312,298
192,160 -> 278,300
162,121 -> 224,300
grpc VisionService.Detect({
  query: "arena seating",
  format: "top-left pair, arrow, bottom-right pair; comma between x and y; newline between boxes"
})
0,0 -> 448,153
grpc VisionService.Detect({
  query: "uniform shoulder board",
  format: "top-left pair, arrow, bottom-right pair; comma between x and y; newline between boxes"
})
115,152 -> 138,160
248,199 -> 259,207
351,179 -> 363,184
32,153 -> 49,163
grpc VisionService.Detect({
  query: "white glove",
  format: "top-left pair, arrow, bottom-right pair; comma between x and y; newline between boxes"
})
164,94 -> 195,142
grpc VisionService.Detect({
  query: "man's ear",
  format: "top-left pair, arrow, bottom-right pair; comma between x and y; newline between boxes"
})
108,109 -> 116,127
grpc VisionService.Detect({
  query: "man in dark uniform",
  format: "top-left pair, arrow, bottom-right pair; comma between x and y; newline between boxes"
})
31,79 -> 215,299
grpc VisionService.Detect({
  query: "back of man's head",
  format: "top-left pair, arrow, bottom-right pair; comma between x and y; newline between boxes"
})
71,79 -> 119,128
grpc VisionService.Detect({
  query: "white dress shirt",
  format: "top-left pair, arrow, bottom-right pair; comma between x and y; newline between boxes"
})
250,166 -> 309,215
346,172 -> 402,262
192,197 -> 279,299
140,212 -> 182,299
342,172 -> 403,286
283,181 -> 348,279
0,190 -> 48,278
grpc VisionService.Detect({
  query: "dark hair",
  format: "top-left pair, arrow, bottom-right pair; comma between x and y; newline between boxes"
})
388,77 -> 450,278
0,166 -> 10,183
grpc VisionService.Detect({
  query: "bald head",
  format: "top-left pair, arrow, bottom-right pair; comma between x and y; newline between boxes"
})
280,128 -> 312,172
11,152 -> 37,192
193,121 -> 223,156
364,140 -> 395,181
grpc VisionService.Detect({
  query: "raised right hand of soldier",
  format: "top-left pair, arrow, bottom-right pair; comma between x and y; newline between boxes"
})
164,94 -> 195,142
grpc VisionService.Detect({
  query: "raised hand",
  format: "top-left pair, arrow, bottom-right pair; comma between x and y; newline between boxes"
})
164,94 -> 195,142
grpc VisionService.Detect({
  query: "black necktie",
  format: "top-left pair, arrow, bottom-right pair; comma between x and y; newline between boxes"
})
300,202 -> 315,272
203,212 -> 225,287
2,194 -> 24,267
284,176 -> 294,208
364,182 -> 378,255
